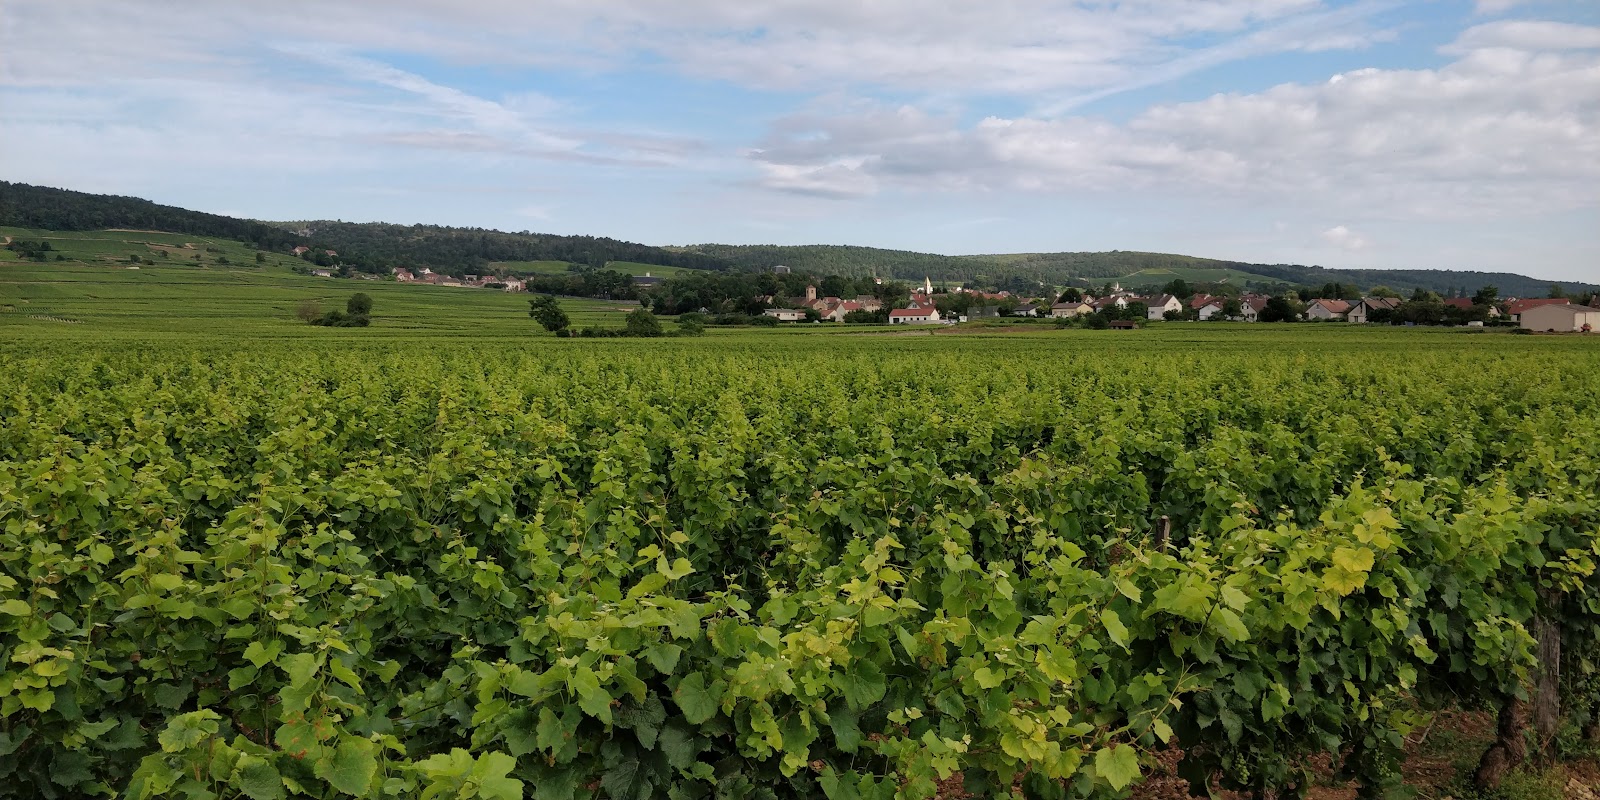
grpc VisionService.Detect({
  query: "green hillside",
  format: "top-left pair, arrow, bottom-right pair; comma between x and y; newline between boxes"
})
0,228 -> 633,335
3,181 -> 1589,297
685,244 -> 1594,297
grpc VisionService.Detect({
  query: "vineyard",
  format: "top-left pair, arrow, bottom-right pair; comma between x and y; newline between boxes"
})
1,332 -> 1598,799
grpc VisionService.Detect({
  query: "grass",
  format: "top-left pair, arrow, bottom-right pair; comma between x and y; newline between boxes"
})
1,228 -> 637,337
485,260 -> 709,278
603,261 -> 707,277
1118,266 -> 1276,286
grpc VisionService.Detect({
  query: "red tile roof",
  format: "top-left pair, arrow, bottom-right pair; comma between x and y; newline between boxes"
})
1507,298 -> 1571,315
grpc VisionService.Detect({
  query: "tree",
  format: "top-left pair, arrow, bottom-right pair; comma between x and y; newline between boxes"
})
256,252 -> 266,264
1410,288 -> 1441,303
802,308 -> 822,323
1260,296 -> 1299,322
676,313 -> 706,336
819,275 -> 849,298
625,308 -> 663,337
1058,287 -> 1083,303
1548,284 -> 1568,299
296,299 -> 322,323
1369,286 -> 1400,299
528,294 -> 569,333
1222,298 -> 1243,319
1163,309 -> 1184,322
1472,285 -> 1500,308
1125,302 -> 1149,322
347,293 -> 373,316
1162,279 -> 1192,299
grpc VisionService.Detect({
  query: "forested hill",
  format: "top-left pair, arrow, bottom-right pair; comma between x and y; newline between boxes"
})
0,181 -> 298,252
285,221 -> 731,273
0,182 -> 731,274
684,243 -> 1595,297
1,181 -> 1588,294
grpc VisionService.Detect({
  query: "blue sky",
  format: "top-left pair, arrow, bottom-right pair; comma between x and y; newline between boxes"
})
2,0 -> 1597,281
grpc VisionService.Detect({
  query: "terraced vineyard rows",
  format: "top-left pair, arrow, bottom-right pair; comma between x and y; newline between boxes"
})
1,336 -> 1597,798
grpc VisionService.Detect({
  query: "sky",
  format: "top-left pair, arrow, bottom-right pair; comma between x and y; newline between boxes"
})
1,1 -> 1597,281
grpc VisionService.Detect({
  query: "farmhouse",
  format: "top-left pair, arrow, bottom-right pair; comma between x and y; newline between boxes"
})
1347,297 -> 1401,324
1505,297 -> 1570,323
1304,299 -> 1352,321
889,307 -> 941,324
1051,301 -> 1092,318
1239,297 -> 1268,322
1143,294 -> 1184,320
1519,303 -> 1600,332
632,273 -> 663,287
762,308 -> 808,322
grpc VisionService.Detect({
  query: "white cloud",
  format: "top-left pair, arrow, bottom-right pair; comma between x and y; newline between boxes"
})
749,24 -> 1600,223
0,0 -> 1379,97
1446,20 -> 1600,52
1321,225 -> 1369,250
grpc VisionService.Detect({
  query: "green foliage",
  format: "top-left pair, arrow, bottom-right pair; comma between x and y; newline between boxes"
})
528,294 -> 570,332
624,308 -> 663,337
0,336 -> 1598,799
347,293 -> 373,316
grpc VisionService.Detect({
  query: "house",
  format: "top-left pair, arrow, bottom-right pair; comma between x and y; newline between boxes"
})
763,308 -> 808,322
291,246 -> 310,256
1051,302 -> 1092,318
965,305 -> 1001,319
1505,298 -> 1567,323
854,296 -> 884,312
1109,320 -> 1138,329
889,307 -> 941,324
820,300 -> 867,322
1304,299 -> 1352,321
1347,297 -> 1401,324
772,265 -> 791,274
502,279 -> 525,292
1520,303 -> 1600,332
1194,300 -> 1225,321
632,273 -> 663,287
311,269 -> 332,278
1144,294 -> 1184,320
324,250 -> 338,257
1240,297 -> 1268,322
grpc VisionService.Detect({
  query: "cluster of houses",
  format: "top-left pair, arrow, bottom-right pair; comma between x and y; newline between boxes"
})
761,284 -> 886,322
392,267 -> 525,292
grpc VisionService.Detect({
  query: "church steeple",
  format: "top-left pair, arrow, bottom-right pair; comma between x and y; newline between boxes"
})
924,276 -> 933,295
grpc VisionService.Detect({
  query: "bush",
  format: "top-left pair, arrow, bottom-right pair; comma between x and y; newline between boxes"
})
676,314 -> 706,336
347,293 -> 373,316
625,308 -> 664,337
751,315 -> 780,327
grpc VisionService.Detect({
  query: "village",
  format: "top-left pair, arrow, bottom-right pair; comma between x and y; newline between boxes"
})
313,253 -> 1600,333
754,277 -> 1599,332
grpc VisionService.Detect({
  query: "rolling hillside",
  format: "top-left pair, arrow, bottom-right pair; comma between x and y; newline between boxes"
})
2,181 -> 1589,296
685,244 -> 1594,297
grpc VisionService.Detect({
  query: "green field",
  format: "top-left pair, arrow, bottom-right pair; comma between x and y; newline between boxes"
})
486,260 -> 709,278
1115,265 -> 1275,286
3,229 -> 1600,799
1,229 -> 638,335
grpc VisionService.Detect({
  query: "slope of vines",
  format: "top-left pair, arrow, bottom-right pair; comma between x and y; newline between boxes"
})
1,335 -> 1597,799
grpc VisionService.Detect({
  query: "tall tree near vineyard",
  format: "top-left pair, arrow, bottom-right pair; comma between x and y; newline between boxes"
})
528,294 -> 569,332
